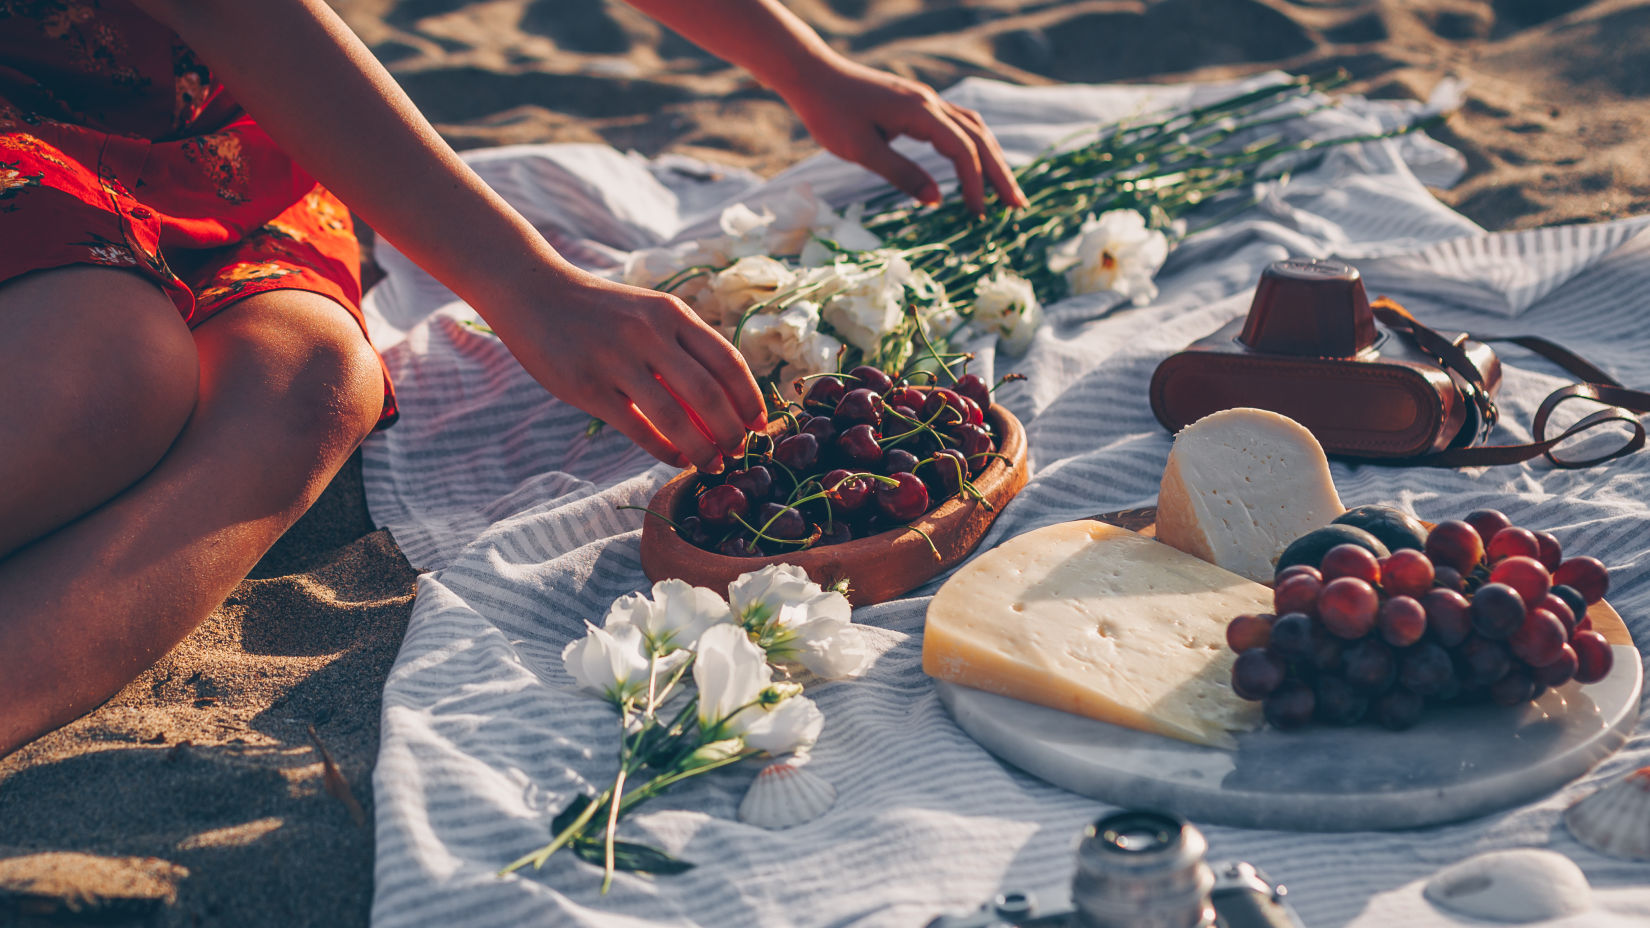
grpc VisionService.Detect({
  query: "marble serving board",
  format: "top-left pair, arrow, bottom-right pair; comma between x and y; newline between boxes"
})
933,509 -> 1643,832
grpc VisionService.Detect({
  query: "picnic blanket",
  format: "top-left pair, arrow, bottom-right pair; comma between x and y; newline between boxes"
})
359,76 -> 1650,927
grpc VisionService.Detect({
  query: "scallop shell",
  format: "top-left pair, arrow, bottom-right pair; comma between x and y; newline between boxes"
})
737,757 -> 836,829
1423,849 -> 1591,923
1565,765 -> 1650,861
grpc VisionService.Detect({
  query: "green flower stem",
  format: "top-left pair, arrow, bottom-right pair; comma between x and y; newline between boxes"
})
500,785 -> 611,874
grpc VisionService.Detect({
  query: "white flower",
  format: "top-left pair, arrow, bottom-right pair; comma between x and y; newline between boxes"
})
739,299 -> 825,377
562,621 -> 685,705
703,255 -> 796,328
757,186 -> 832,256
606,579 -> 733,654
971,271 -> 1043,354
718,202 -> 775,259
773,328 -> 845,400
800,203 -> 882,267
820,255 -> 913,352
1060,209 -> 1169,305
621,245 -> 686,290
692,624 -> 823,754
729,564 -> 868,679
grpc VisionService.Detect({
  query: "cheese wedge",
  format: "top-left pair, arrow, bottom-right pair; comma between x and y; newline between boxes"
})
923,520 -> 1271,748
1158,407 -> 1344,584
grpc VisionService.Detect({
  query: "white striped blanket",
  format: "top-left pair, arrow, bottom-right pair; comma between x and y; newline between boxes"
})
360,76 -> 1650,927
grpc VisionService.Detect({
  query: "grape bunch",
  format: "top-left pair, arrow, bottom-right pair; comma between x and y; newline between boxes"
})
1227,507 -> 1614,732
671,364 -> 1008,557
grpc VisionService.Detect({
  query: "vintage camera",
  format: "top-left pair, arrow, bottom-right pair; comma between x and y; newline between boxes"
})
926,811 -> 1304,928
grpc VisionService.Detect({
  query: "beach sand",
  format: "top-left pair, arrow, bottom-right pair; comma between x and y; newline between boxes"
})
4,0 -> 1648,924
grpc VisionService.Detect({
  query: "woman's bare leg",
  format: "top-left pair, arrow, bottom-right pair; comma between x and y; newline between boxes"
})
0,267 -> 199,558
0,284 -> 384,757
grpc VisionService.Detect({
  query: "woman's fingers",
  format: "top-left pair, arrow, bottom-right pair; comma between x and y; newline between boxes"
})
902,104 -> 986,213
850,134 -> 941,205
599,395 -> 689,469
677,320 -> 767,431
652,352 -> 748,455
623,370 -> 725,472
945,103 -> 1027,208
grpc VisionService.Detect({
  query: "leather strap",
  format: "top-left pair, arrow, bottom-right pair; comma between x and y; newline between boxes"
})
1371,298 -> 1650,468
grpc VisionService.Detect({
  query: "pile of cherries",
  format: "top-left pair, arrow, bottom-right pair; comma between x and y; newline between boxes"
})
674,364 -> 1005,557
1227,509 -> 1614,732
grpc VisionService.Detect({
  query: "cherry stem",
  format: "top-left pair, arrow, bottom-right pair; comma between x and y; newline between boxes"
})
615,504 -> 682,531
906,524 -> 941,561
993,372 -> 1028,392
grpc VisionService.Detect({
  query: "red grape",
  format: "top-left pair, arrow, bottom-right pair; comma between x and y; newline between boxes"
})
1422,588 -> 1473,646
1509,608 -> 1567,667
1398,643 -> 1455,697
1375,687 -> 1425,730
1314,676 -> 1369,726
1464,509 -> 1513,546
847,364 -> 893,395
1426,520 -> 1485,573
1489,556 -> 1552,608
1269,613 -> 1318,661
1263,683 -> 1315,730
1380,549 -> 1435,598
1489,669 -> 1535,707
1227,613 -> 1275,653
1459,636 -> 1513,685
697,483 -> 749,525
1553,557 -> 1609,604
874,471 -> 929,521
1274,564 -> 1322,586
1486,527 -> 1540,563
1575,613 -> 1593,634
1342,639 -> 1397,694
1321,544 -> 1381,584
1552,585 -> 1588,624
1273,574 -> 1321,616
1531,644 -> 1578,688
1231,648 -> 1287,700
1534,531 -> 1563,571
1471,583 -> 1526,639
1433,565 -> 1467,593
1538,593 -> 1576,635
1318,577 -> 1379,639
1571,630 -> 1614,684
1378,596 -> 1428,647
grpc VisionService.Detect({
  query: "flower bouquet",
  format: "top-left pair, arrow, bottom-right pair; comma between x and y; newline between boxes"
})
502,566 -> 867,888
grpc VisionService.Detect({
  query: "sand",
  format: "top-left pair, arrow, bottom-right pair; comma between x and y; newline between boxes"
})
4,0 -> 1649,924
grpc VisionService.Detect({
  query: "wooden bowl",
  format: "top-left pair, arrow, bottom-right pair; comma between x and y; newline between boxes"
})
640,403 -> 1029,607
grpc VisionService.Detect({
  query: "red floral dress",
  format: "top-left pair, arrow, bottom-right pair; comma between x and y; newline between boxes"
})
0,0 -> 397,426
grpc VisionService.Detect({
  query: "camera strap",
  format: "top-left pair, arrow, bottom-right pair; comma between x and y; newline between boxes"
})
1373,297 -> 1650,469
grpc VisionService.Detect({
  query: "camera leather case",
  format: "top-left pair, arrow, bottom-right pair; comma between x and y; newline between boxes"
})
1149,258 -> 1502,460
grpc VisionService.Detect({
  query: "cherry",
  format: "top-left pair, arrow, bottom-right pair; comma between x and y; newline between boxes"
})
717,534 -> 762,558
837,424 -> 884,467
950,424 -> 994,473
886,384 -> 926,412
801,415 -> 837,446
818,522 -> 853,547
875,471 -> 929,521
802,376 -> 845,413
924,448 -> 968,498
847,365 -> 894,395
757,502 -> 808,541
954,373 -> 991,410
922,388 -> 966,428
823,468 -> 872,512
724,465 -> 772,507
677,515 -> 711,548
834,388 -> 884,428
883,448 -> 920,476
697,483 -> 748,526
774,432 -> 820,473
958,395 -> 985,427
890,405 -> 921,423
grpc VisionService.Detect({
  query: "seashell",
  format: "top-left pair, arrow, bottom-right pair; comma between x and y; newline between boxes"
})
1565,765 -> 1650,861
737,756 -> 836,829
1423,849 -> 1591,924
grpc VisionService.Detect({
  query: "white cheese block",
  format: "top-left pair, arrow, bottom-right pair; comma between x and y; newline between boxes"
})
923,520 -> 1271,749
1157,407 -> 1344,584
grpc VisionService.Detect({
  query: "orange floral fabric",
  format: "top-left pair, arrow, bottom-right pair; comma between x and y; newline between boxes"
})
0,0 -> 397,426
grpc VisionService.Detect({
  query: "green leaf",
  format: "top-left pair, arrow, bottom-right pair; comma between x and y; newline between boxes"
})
551,794 -> 596,836
677,738 -> 745,772
570,836 -> 696,875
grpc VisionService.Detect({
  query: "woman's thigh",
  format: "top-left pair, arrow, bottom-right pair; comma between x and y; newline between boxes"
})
0,265 -> 198,557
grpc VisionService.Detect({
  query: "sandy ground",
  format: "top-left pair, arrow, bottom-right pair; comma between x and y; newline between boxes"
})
5,0 -> 1649,924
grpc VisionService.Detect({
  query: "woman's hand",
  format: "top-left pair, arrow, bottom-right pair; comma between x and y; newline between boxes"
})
777,55 -> 1028,215
487,269 -> 765,473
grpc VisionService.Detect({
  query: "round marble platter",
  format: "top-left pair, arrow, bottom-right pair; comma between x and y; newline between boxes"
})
933,511 -> 1644,832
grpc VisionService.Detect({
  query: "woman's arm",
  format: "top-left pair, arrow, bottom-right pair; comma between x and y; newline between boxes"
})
623,0 -> 1027,214
131,0 -> 765,470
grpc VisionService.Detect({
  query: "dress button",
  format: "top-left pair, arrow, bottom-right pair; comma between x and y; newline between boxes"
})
129,206 -> 153,219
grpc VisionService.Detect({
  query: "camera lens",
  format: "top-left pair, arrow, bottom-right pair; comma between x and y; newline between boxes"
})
1072,811 -> 1215,928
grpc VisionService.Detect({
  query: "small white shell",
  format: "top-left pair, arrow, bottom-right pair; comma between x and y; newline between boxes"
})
737,757 -> 836,829
1566,765 -> 1650,861
1423,849 -> 1591,923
